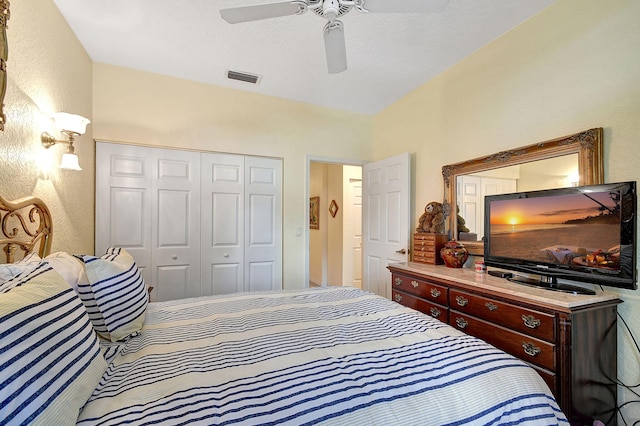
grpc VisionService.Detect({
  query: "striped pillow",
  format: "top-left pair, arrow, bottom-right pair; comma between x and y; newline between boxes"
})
0,265 -> 107,425
0,260 -> 51,293
80,247 -> 148,342
0,252 -> 42,285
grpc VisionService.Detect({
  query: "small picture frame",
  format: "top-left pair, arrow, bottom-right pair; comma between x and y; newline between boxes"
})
329,200 -> 339,218
309,196 -> 319,230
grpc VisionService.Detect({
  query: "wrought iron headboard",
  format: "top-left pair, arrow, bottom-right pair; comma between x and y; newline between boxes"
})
0,195 -> 53,263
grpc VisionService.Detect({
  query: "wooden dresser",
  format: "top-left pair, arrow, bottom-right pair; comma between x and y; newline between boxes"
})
388,262 -> 621,425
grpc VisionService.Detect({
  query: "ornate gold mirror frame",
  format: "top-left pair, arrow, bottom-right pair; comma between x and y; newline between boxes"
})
442,127 -> 604,255
0,1 -> 9,131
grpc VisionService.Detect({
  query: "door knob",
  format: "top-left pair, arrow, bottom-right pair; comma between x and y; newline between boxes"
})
395,249 -> 407,254
171,255 -> 178,260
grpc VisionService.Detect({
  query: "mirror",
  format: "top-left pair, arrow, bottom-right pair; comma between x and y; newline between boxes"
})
442,128 -> 604,255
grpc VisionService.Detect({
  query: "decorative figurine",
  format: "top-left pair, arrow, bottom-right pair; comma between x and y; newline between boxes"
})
440,240 -> 469,268
416,201 -> 445,234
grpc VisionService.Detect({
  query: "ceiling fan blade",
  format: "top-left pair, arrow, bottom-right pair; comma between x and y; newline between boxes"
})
323,20 -> 347,74
359,0 -> 449,13
220,1 -> 306,24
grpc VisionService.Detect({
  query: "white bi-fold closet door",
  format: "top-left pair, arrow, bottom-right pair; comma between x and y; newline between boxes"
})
95,142 -> 282,302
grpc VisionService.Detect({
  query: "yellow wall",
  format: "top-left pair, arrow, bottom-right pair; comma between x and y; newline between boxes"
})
92,64 -> 373,288
374,0 -> 640,419
0,0 -> 94,254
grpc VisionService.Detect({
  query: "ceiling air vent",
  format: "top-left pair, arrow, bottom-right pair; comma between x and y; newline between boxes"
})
227,70 -> 261,84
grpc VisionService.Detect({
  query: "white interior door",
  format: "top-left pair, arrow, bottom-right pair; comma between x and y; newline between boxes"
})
95,142 -> 152,287
458,175 -> 481,235
344,178 -> 362,288
201,153 -> 245,295
152,149 -> 201,301
244,156 -> 282,292
362,152 -> 411,299
99,143 -> 282,301
96,143 -> 202,302
458,175 -> 517,239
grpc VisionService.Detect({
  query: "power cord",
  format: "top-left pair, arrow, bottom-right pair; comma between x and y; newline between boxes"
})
615,311 -> 640,425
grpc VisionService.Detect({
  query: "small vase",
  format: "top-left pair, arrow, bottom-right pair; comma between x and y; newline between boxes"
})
440,240 -> 469,268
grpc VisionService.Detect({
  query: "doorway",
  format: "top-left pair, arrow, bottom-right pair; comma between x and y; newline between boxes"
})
308,161 -> 362,288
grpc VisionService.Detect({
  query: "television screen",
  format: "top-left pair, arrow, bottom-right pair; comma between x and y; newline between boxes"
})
484,181 -> 637,292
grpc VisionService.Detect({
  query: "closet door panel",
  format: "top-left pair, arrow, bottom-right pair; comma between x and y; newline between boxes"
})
201,153 -> 245,295
96,143 -> 152,288
98,142 -> 282,300
210,263 -> 243,295
247,262 -> 275,292
153,150 -> 201,300
156,265 -> 190,301
109,188 -> 145,248
245,157 -> 282,291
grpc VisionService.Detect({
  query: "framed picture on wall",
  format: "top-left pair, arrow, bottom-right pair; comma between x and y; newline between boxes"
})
309,196 -> 319,230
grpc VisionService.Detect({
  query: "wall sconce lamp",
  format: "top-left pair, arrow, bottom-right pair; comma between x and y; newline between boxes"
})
41,112 -> 91,171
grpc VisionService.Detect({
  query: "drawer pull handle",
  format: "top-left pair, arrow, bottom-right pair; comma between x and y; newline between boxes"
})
411,280 -> 419,288
522,314 -> 542,329
455,317 -> 468,329
455,295 -> 469,307
394,277 -> 402,286
430,307 -> 441,318
394,294 -> 403,302
430,288 -> 441,298
485,302 -> 498,311
522,342 -> 541,357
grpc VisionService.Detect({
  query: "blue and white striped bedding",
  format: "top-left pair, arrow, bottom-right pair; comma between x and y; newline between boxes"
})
80,247 -> 148,342
78,287 -> 568,425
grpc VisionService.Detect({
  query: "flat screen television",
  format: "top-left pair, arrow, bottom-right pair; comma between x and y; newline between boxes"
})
483,181 -> 637,294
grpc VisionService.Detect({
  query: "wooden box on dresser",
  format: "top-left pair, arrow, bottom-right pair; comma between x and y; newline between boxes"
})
388,262 -> 622,426
412,233 -> 447,265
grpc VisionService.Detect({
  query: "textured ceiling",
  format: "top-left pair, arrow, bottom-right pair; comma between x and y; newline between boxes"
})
52,0 -> 556,115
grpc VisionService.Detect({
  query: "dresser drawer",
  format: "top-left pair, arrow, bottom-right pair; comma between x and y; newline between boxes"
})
412,251 -> 439,264
413,241 -> 440,252
531,366 -> 557,398
449,311 -> 556,371
413,233 -> 447,243
392,290 -> 448,323
392,274 -> 448,305
449,289 -> 555,342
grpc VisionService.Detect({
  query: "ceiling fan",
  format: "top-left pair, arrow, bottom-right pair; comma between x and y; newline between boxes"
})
220,0 -> 450,74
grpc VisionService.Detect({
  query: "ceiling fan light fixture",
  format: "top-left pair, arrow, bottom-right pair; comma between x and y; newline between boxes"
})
322,0 -> 340,20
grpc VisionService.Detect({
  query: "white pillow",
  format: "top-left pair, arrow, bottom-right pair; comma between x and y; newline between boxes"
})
45,251 -> 88,293
0,252 -> 42,284
80,247 -> 148,342
0,265 -> 107,425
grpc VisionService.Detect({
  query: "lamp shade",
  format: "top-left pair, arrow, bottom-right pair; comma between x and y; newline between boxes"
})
52,112 -> 91,135
59,152 -> 82,171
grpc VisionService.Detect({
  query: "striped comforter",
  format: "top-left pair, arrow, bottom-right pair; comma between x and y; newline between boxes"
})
77,287 -> 568,425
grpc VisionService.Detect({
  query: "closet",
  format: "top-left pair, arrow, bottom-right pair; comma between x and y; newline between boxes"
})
95,142 -> 282,302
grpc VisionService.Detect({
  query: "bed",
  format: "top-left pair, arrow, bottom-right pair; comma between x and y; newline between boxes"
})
0,195 -> 569,425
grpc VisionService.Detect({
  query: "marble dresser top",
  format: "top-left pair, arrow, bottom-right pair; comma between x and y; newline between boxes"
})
389,262 -> 621,309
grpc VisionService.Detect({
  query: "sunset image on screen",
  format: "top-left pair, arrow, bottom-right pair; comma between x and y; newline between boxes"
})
490,192 -> 617,226
488,190 -> 621,267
